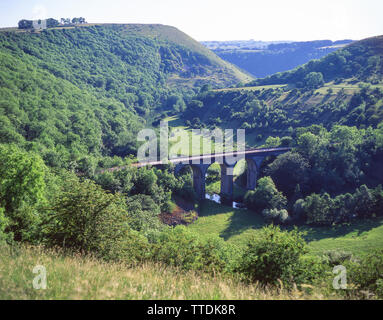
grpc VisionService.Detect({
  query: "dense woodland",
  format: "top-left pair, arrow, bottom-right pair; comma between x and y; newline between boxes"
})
184,84 -> 383,135
0,24 -> 247,170
1,26 -> 383,298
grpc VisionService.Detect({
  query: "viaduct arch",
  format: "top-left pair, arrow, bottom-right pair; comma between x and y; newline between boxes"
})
171,147 -> 291,201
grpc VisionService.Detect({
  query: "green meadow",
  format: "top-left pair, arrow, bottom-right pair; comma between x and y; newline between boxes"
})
189,200 -> 383,258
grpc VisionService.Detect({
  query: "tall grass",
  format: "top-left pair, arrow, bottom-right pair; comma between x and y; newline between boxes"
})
0,244 -> 343,300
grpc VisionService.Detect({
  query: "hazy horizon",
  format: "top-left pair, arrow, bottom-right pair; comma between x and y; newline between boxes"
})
0,0 -> 382,42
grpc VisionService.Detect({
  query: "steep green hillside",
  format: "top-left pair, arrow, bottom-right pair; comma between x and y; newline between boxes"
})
0,24 -> 250,168
183,36 -> 383,141
114,24 -> 252,86
0,48 -> 144,167
183,81 -> 383,144
248,35 -> 383,86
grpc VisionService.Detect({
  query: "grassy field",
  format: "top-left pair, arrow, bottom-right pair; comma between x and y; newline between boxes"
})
189,200 -> 383,257
0,245 -> 339,300
213,84 -> 286,92
205,161 -> 247,197
165,115 -> 241,156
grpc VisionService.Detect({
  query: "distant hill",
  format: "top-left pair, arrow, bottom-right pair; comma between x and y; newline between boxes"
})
0,24 -> 250,167
248,35 -> 383,86
183,36 -> 383,143
202,39 -> 354,78
111,24 -> 252,87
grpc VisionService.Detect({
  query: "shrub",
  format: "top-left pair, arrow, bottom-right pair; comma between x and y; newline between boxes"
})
322,250 -> 355,267
125,194 -> 163,234
302,193 -> 334,225
348,249 -> 383,298
44,177 -> 131,261
0,207 -> 12,244
295,255 -> 330,286
244,176 -> 287,213
238,225 -> 308,286
151,226 -> 206,271
119,229 -> 152,265
262,208 -> 290,225
151,226 -> 235,273
206,164 -> 220,183
292,198 -> 307,221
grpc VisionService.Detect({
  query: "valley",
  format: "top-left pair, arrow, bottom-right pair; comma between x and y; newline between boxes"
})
1,16 -> 383,301
202,39 -> 354,78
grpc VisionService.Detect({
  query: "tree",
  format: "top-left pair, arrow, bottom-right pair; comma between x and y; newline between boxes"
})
239,225 -> 308,285
0,145 -> 46,214
353,185 -> 376,218
46,18 -> 59,28
60,18 -> 71,25
244,176 -> 287,213
200,84 -> 212,93
0,207 -> 12,244
45,177 -> 130,260
262,208 -> 290,225
266,152 -> 310,198
303,193 -> 334,225
0,145 -> 47,241
304,72 -> 324,89
264,136 -> 281,147
18,19 -> 33,29
348,250 -> 383,298
125,194 -> 162,233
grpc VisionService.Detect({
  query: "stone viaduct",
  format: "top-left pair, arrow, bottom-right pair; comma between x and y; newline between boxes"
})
134,147 -> 291,201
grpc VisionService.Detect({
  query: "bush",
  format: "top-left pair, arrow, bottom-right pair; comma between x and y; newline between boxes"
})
0,207 -> 12,244
151,226 -> 236,273
295,255 -> 330,286
125,194 -> 163,234
119,229 -> 152,265
348,249 -> 383,298
206,164 -> 220,183
44,177 -> 131,261
300,193 -> 334,225
244,176 -> 287,213
294,185 -> 383,226
262,208 -> 290,225
238,225 -> 308,286
322,250 -> 355,267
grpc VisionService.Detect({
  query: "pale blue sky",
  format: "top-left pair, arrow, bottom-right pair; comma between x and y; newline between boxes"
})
0,0 -> 382,41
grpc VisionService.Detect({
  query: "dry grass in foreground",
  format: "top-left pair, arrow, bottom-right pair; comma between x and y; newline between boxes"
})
0,245 -> 343,300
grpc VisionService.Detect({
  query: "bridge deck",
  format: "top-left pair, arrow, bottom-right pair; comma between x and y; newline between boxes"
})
133,147 -> 291,167
99,147 -> 291,173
